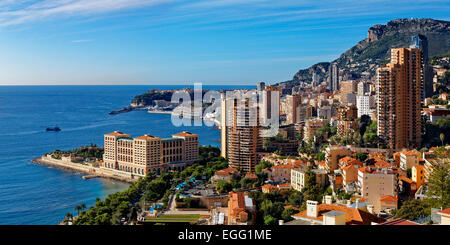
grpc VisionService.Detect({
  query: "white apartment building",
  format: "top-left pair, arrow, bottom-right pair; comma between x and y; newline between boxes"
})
356,95 -> 370,118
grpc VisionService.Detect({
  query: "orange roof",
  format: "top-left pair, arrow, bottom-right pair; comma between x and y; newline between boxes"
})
228,192 -> 247,217
340,156 -> 356,164
245,173 -> 258,179
173,131 -> 198,137
438,207 -> 450,215
135,134 -> 160,140
335,176 -> 343,185
400,150 -> 421,156
262,184 -> 279,192
358,166 -> 369,173
372,157 -> 392,168
339,157 -> 363,168
272,164 -> 294,169
379,218 -> 419,225
380,195 -> 398,203
399,176 -> 414,184
215,167 -> 239,176
105,131 -> 129,136
294,203 -> 385,225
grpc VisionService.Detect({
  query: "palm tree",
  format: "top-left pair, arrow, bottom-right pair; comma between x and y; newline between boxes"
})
440,133 -> 445,146
65,212 -> 73,224
75,205 -> 81,216
80,203 -> 86,212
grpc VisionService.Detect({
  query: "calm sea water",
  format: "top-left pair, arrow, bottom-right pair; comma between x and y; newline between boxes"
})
0,85 -> 253,225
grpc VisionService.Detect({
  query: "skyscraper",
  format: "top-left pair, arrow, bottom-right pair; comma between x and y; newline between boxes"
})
261,85 -> 281,124
328,63 -> 339,91
312,72 -> 319,86
223,97 -> 261,173
257,82 -> 266,91
285,93 -> 302,124
410,34 -> 433,99
377,48 -> 423,150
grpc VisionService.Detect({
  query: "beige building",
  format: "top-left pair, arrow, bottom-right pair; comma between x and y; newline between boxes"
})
325,145 -> 353,173
358,167 -> 397,214
340,80 -> 357,94
377,48 -> 423,150
303,118 -> 326,141
285,93 -> 302,124
399,149 -> 421,170
337,120 -> 359,138
271,164 -> 295,183
103,131 -> 199,176
291,168 -> 328,191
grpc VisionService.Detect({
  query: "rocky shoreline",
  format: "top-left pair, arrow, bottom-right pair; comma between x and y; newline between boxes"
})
109,105 -> 144,115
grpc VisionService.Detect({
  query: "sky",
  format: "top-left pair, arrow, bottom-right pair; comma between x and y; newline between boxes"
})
0,0 -> 448,85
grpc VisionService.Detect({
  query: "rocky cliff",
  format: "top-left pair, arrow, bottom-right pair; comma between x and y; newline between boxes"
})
280,18 -> 450,87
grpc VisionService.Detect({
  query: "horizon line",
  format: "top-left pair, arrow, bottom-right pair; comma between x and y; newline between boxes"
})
0,83 -> 258,86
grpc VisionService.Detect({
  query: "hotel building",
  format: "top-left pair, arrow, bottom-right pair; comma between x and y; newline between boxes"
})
102,131 -> 199,176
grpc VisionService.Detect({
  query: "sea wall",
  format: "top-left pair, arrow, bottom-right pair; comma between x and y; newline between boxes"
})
32,156 -> 137,183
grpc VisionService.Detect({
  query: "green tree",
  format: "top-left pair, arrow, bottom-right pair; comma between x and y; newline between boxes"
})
75,205 -> 81,216
260,199 -> 284,219
288,190 -> 303,206
359,115 -> 372,137
440,133 -> 445,146
65,212 -> 73,223
427,164 -> 450,208
255,161 -> 273,173
356,152 -> 368,161
394,199 -> 429,220
302,167 -> 321,201
281,208 -> 298,222
216,180 -> 233,193
264,215 -> 278,225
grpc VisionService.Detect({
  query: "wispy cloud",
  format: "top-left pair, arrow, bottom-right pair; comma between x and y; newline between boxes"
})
71,39 -> 92,43
0,0 -> 448,30
0,0 -> 171,27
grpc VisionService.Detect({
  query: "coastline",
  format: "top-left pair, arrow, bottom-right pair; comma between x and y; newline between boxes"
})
147,110 -> 172,114
32,156 -> 136,184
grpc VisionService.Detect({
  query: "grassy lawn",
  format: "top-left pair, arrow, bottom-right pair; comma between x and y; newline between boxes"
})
145,214 -> 200,223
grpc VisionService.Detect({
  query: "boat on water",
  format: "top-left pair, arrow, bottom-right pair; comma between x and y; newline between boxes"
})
46,125 -> 61,132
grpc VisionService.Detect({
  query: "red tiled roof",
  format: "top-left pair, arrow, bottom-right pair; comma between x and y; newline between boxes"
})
380,195 -> 398,203
215,167 -> 239,176
272,164 -> 294,169
245,173 -> 258,179
373,157 -> 392,168
294,203 -> 385,225
262,184 -> 279,192
106,131 -> 128,136
173,131 -> 198,137
135,134 -> 160,140
399,176 -> 415,184
379,218 -> 419,225
438,207 -> 450,215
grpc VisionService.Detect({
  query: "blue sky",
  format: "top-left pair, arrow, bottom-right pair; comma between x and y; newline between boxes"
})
0,0 -> 448,85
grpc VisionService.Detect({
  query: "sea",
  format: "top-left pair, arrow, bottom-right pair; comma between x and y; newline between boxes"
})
0,85 -> 254,225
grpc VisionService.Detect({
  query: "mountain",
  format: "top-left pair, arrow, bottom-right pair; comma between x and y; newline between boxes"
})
279,18 -> 450,87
